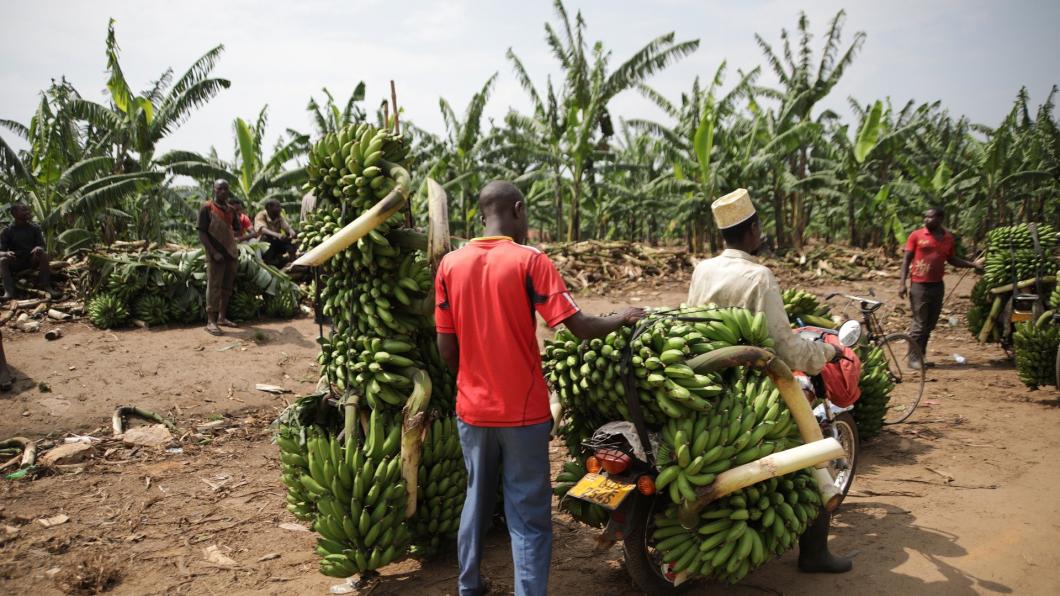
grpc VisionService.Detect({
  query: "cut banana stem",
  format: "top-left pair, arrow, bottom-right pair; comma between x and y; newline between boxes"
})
0,437 -> 36,469
427,178 -> 452,270
978,295 -> 1004,343
292,164 -> 411,267
677,438 -> 844,526
112,405 -> 177,435
400,368 -> 432,519
687,346 -> 827,446
989,275 -> 1056,295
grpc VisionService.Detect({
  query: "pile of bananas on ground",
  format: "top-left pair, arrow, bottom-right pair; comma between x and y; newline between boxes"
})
543,305 -> 824,583
781,288 -> 835,329
1013,313 -> 1059,389
85,243 -> 299,329
275,121 -> 460,579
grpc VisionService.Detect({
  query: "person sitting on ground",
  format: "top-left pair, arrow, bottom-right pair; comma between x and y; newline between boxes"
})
228,198 -> 255,242
687,188 -> 852,574
1,202 -> 60,300
254,199 -> 298,266
197,180 -> 242,335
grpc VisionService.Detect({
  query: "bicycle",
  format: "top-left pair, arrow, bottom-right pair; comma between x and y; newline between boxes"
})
825,293 -> 926,424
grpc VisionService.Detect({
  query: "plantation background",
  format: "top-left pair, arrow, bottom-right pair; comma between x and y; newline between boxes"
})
2,2 -> 1057,257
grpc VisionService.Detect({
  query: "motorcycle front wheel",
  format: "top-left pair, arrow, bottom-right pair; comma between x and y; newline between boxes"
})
828,411 -> 860,506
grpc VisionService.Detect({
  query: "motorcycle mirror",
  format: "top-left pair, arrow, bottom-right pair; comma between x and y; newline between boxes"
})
838,320 -> 862,347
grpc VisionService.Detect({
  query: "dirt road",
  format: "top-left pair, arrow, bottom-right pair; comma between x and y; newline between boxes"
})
1,274 -> 1058,595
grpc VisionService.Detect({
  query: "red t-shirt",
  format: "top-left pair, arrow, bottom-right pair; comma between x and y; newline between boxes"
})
435,237 -> 580,427
904,228 -> 955,283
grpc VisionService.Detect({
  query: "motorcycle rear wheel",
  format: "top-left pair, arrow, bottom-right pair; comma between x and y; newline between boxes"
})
622,495 -> 693,594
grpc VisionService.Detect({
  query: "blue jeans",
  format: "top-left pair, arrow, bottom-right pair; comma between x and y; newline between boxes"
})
457,419 -> 552,596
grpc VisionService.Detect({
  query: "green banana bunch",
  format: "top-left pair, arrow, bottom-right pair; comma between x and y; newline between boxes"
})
652,469 -> 819,583
852,344 -> 893,439
1013,319 -> 1059,388
410,416 -> 467,555
264,287 -> 300,319
781,289 -> 834,328
543,305 -> 772,444
554,459 -> 609,527
87,292 -> 130,329
228,288 -> 264,321
654,372 -> 802,506
982,223 -> 1058,289
1050,285 -> 1060,310
133,293 -> 170,327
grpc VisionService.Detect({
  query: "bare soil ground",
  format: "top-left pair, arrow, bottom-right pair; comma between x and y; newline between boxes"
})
1,270 -> 1058,595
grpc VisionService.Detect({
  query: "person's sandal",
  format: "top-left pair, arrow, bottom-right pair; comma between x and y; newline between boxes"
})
205,324 -> 223,336
218,319 -> 239,328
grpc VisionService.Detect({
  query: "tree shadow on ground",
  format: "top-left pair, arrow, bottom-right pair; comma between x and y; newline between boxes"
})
834,501 -> 1012,595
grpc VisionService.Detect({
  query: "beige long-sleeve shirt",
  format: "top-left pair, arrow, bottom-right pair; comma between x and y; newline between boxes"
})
687,249 -> 832,374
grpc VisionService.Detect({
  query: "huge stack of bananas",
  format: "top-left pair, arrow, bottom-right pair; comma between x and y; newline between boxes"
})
969,223 -> 1058,344
982,224 -> 1058,289
851,345 -> 893,439
651,469 -> 819,582
85,243 -> 300,328
275,121 -> 460,579
781,289 -> 835,329
544,305 -> 825,583
1013,316 -> 1059,388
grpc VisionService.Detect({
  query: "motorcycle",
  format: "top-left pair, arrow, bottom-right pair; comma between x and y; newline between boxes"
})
562,320 -> 864,593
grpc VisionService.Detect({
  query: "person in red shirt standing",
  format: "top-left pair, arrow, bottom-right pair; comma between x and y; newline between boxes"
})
898,206 -> 982,368
436,181 -> 644,596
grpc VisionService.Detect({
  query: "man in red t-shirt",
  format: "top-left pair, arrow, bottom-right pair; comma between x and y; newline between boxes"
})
898,206 -> 982,368
436,181 -> 643,596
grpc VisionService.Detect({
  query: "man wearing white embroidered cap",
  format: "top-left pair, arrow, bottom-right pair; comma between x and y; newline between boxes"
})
686,188 -> 852,574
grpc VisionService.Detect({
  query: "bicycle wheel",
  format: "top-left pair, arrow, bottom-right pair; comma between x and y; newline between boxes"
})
876,333 -> 926,424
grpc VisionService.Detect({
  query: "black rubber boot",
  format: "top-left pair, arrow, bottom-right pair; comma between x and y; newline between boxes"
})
798,511 -> 852,573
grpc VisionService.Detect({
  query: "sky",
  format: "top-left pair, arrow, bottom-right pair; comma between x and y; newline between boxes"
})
2,0 -> 1059,160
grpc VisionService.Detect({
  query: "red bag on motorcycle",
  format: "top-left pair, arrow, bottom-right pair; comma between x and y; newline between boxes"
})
818,334 -> 862,407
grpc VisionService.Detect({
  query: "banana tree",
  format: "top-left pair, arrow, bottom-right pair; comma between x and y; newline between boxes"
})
158,106 -> 308,213
506,0 -> 699,241
419,74 -> 499,237
0,80 -> 161,253
754,10 -> 865,249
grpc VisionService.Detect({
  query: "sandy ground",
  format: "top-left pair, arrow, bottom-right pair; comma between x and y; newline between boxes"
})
1,271 -> 1058,595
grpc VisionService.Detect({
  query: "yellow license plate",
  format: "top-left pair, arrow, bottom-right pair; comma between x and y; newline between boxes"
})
567,473 -> 635,510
